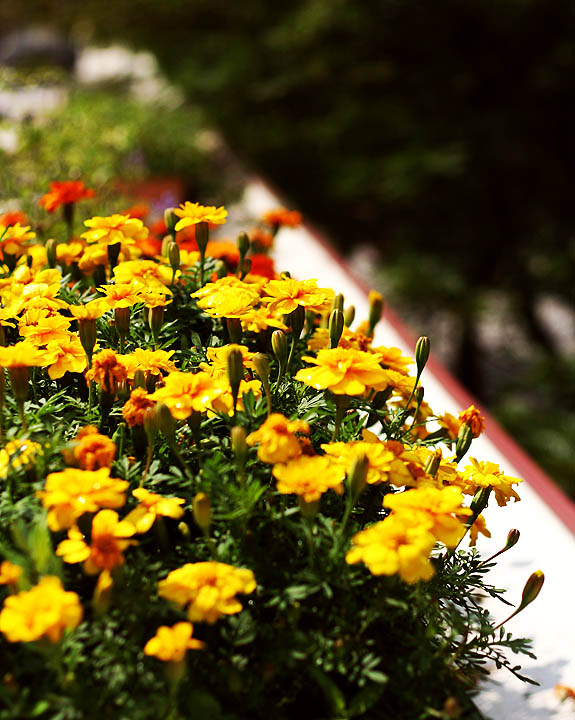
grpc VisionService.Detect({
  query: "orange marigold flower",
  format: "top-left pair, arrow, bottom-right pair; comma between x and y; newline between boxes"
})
272,455 -> 346,503
0,341 -> 55,368
46,335 -> 88,379
295,347 -> 391,396
121,348 -> 177,380
261,278 -> 333,315
148,371 -> 227,420
85,349 -> 128,394
39,181 -> 94,213
205,240 -> 240,267
144,622 -> 205,661
56,510 -> 137,574
37,468 -> 128,531
158,561 -> 256,624
247,253 -> 277,280
0,576 -> 83,643
0,561 -> 22,587
65,426 -> 116,471
173,202 -> 228,232
246,413 -> 310,464
82,214 -> 148,247
124,203 -> 149,220
122,388 -> 156,427
458,405 -> 485,438
124,488 -> 185,534
18,312 -> 71,346
0,211 -> 28,227
98,282 -> 143,309
262,208 -> 302,229
249,227 -> 274,251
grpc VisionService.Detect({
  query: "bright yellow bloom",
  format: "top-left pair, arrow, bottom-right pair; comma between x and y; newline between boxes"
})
272,455 -> 346,503
56,510 -> 137,574
56,240 -> 86,266
0,223 -> 35,257
0,576 -> 82,643
37,468 -> 129,532
346,514 -> 436,583
121,348 -> 177,380
383,486 -> 471,547
19,312 -> 71,346
82,214 -> 148,246
261,278 -> 334,315
113,260 -> 173,293
246,413 -> 310,464
462,458 -> 522,506
85,349 -> 128,394
68,299 -> 108,321
158,562 -> 256,624
173,202 -> 228,232
192,277 -> 260,319
122,388 -> 155,427
141,291 -> 173,308
437,412 -> 461,441
124,489 -> 185,534
295,347 -> 391,395
0,341 -> 55,368
144,622 -> 205,661
0,561 -> 22,587
458,405 -> 486,438
0,439 -> 40,479
210,378 -> 263,417
46,334 -> 88,379
321,441 -> 412,486
199,344 -> 255,380
98,282 -> 143,309
148,371 -> 227,420
239,306 -> 288,333
64,426 -> 116,471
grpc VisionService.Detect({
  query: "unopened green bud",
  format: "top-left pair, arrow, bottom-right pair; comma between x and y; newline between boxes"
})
329,308 -> 345,348
288,305 -> 306,341
368,291 -> 384,335
455,423 -> 473,463
349,453 -> 369,502
239,257 -> 252,279
143,406 -> 157,443
227,347 -> 244,411
344,305 -> 355,327
332,293 -> 344,313
505,528 -> 520,550
226,317 -> 242,345
470,486 -> 492,520
148,306 -> 165,341
164,207 -> 178,234
45,238 -> 57,268
78,318 -> 97,362
152,403 -> 176,445
196,221 -> 209,253
415,336 -> 430,375
231,426 -> 248,471
161,235 -> 171,258
253,353 -> 271,386
192,492 -> 212,532
519,570 -> 545,609
271,330 -> 288,376
133,369 -> 146,389
114,307 -> 130,340
168,241 -> 180,274
237,232 -> 250,259
424,449 -> 442,478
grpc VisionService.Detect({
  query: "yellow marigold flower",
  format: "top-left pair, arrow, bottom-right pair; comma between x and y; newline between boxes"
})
113,260 -> 173,293
261,278 -> 333,315
383,486 -> 471,547
46,335 -> 87,379
262,208 -> 302,229
192,277 -> 260,319
148,371 -> 227,420
346,514 -> 436,583
124,489 -> 185,534
179,249 -> 201,267
56,240 -> 86,266
77,244 -> 111,274
246,413 -> 310,464
468,513 -> 491,547
56,510 -> 137,574
0,341 -> 55,368
158,561 -> 256,624
272,455 -> 346,503
199,344 -> 255,380
141,291 -> 173,308
81,214 -> 148,246
64,426 -> 116,471
462,458 -> 522,506
68,299 -> 108,321
37,468 -> 129,532
321,441 -> 413,486
98,282 -> 143,309
18,312 -> 71,346
295,347 -> 391,396
122,388 -> 156,427
85,349 -> 128,394
0,561 -> 22,587
0,223 -> 35,257
144,622 -> 205,661
0,576 -> 83,643
458,405 -> 486,438
121,348 -> 177,380
173,202 -> 228,232
308,327 -> 371,353
0,439 -> 40,478
239,306 -> 288,333
437,412 -> 461,441
210,378 -> 262,417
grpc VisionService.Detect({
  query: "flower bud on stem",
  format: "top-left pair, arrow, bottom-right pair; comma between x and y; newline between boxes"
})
272,330 -> 288,383
495,570 -> 545,629
227,348 -> 244,420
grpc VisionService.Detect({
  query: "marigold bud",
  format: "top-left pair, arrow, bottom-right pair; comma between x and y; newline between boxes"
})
470,486 -> 492,519
288,305 -> 306,341
332,293 -> 344,313
237,232 -> 250,260
114,307 -> 130,340
195,221 -> 209,253
415,336 -> 430,375
227,347 -> 244,411
329,309 -> 345,349
505,528 -> 520,550
344,305 -> 355,327
45,238 -> 57,268
253,353 -> 271,386
161,235 -> 171,258
519,570 -> 544,609
348,453 -> 369,502
164,207 -> 178,234
133,369 -> 146,389
368,291 -> 384,335
192,492 -> 212,532
271,330 -> 288,376
231,426 -> 248,471
79,318 -> 97,362
424,449 -> 442,478
226,317 -> 242,345
168,241 -> 180,274
240,257 -> 252,279
148,306 -> 165,341
455,423 -> 473,463
153,403 -> 176,445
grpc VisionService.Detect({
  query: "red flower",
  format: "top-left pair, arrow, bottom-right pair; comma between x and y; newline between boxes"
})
39,181 -> 95,213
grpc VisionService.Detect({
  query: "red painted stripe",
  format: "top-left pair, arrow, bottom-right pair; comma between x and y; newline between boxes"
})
256,178 -> 575,533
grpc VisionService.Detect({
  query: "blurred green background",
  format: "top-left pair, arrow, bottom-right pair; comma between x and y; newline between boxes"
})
1,0 -> 573,496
